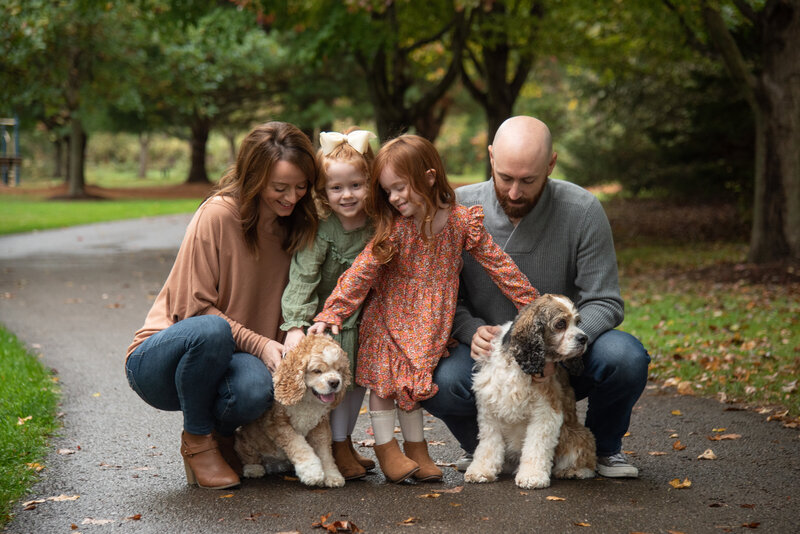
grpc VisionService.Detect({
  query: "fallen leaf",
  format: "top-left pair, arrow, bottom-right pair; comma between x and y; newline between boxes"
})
741,522 -> 760,529
668,477 -> 692,489
697,449 -> 717,460
126,514 -> 142,520
219,494 -> 234,498
449,503 -> 462,507
26,462 -> 44,472
546,496 -> 565,501
708,433 -> 741,441
92,392 -> 101,397
17,415 -> 33,425
649,451 -> 668,456
671,410 -> 683,416
82,518 -> 113,525
676,381 -> 694,395
712,428 -> 726,432
672,440 -> 687,451
418,493 -> 441,498
624,431 -> 631,437
58,449 -> 78,455
359,406 -> 367,415
667,531 -> 687,534
669,433 -> 679,438
49,494 -> 80,501
437,486 -> 464,493
574,521 -> 591,527
428,440 -> 446,446
283,475 -> 299,481
519,491 -> 529,495
740,504 -> 756,509
398,517 -> 417,525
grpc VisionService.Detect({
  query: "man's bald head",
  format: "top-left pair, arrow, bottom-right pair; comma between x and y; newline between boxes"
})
488,116 -> 557,223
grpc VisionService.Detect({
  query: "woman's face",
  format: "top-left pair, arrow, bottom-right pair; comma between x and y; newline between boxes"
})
261,160 -> 309,217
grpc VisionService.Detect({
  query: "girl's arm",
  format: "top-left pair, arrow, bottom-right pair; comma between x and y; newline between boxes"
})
312,238 -> 382,329
464,206 -> 539,309
280,236 -> 328,350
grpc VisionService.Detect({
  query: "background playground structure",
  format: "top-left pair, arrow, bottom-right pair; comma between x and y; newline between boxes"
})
0,116 -> 21,186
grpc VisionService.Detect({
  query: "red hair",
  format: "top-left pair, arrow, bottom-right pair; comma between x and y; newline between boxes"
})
368,134 -> 454,263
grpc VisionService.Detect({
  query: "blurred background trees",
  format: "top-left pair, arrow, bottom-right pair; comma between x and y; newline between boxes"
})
1,0 -> 797,262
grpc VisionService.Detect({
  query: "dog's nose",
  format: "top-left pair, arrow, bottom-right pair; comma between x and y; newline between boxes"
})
328,378 -> 340,389
576,333 -> 588,345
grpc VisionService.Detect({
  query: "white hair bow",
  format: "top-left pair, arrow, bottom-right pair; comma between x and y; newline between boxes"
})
319,130 -> 376,155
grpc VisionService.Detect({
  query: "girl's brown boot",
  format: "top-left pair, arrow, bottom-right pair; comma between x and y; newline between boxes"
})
403,440 -> 443,482
347,436 -> 375,470
373,438 -> 420,483
332,440 -> 367,480
180,431 -> 240,489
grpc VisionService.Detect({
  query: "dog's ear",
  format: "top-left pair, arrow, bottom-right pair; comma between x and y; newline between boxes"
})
273,342 -> 309,406
332,346 -> 351,408
507,312 -> 547,376
561,355 -> 585,376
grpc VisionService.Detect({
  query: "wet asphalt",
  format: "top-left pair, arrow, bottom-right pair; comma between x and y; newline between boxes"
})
1,214 -> 798,534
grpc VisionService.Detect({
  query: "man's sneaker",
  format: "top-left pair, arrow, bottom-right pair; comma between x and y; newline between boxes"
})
596,452 -> 639,478
455,453 -> 473,472
454,452 -> 517,474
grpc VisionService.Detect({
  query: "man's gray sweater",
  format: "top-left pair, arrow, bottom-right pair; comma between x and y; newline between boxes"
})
453,178 -> 624,345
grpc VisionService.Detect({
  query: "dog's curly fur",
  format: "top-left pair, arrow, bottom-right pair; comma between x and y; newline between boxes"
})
465,294 -> 597,489
234,334 -> 350,487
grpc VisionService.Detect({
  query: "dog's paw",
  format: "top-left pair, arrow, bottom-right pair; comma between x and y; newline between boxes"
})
295,459 -> 325,486
515,470 -> 551,489
464,466 -> 497,484
323,469 -> 345,488
555,466 -> 595,480
242,463 -> 266,478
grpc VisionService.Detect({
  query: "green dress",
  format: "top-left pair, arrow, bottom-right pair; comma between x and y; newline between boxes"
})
280,215 -> 372,380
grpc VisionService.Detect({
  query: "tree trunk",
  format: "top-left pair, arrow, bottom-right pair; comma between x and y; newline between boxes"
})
186,116 -> 210,184
67,117 -> 86,197
137,132 -> 150,179
225,132 -> 237,166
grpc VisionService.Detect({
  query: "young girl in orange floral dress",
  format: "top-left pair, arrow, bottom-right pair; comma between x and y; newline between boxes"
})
309,135 -> 538,483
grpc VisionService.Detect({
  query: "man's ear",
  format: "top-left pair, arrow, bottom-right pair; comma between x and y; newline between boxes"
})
547,151 -> 558,176
488,145 -> 495,173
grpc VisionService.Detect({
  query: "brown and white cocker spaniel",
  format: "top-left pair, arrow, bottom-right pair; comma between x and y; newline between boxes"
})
234,334 -> 350,487
465,294 -> 596,489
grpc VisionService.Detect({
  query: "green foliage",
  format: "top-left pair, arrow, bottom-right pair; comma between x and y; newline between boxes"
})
0,326 -> 60,526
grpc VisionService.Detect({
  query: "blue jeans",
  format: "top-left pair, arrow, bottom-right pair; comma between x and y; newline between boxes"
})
125,315 -> 273,436
421,329 -> 650,457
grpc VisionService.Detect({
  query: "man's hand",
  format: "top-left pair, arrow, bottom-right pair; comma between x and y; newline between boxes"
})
262,339 -> 285,373
470,325 -> 501,360
531,361 -> 556,383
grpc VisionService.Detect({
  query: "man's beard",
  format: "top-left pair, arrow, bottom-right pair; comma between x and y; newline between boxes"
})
495,181 -> 537,220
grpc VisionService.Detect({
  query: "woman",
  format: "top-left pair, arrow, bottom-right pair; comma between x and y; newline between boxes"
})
125,122 -> 318,489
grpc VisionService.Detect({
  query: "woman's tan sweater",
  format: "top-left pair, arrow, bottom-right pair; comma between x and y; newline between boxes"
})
126,195 -> 290,361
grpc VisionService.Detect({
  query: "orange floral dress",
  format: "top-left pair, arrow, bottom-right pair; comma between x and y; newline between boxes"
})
314,204 -> 538,410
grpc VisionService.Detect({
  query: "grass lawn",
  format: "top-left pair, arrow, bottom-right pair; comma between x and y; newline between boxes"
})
618,243 -> 800,423
0,196 -> 202,236
0,326 -> 60,526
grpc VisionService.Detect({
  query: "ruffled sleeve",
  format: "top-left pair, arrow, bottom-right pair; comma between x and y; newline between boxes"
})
280,235 -> 328,330
463,205 -> 539,309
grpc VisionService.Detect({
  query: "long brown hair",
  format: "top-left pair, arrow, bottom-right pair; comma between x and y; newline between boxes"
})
212,121 -> 318,254
314,127 -> 375,218
368,134 -> 454,263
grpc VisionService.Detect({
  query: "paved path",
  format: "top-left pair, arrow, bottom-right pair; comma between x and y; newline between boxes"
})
1,215 -> 798,534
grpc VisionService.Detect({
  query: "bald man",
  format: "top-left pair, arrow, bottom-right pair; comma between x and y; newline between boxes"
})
420,116 -> 650,478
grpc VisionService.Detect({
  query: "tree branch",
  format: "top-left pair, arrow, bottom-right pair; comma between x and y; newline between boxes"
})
732,0 -> 759,24
662,0 -> 713,56
701,2 -> 758,109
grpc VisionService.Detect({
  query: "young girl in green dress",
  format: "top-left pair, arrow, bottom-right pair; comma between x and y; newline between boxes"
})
280,128 -> 377,480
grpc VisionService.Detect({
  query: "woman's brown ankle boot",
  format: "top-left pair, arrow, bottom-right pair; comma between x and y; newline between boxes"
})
332,440 -> 367,480
373,438 -> 419,483
212,431 -> 243,476
347,436 -> 375,470
180,431 -> 240,489
403,440 -> 443,482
